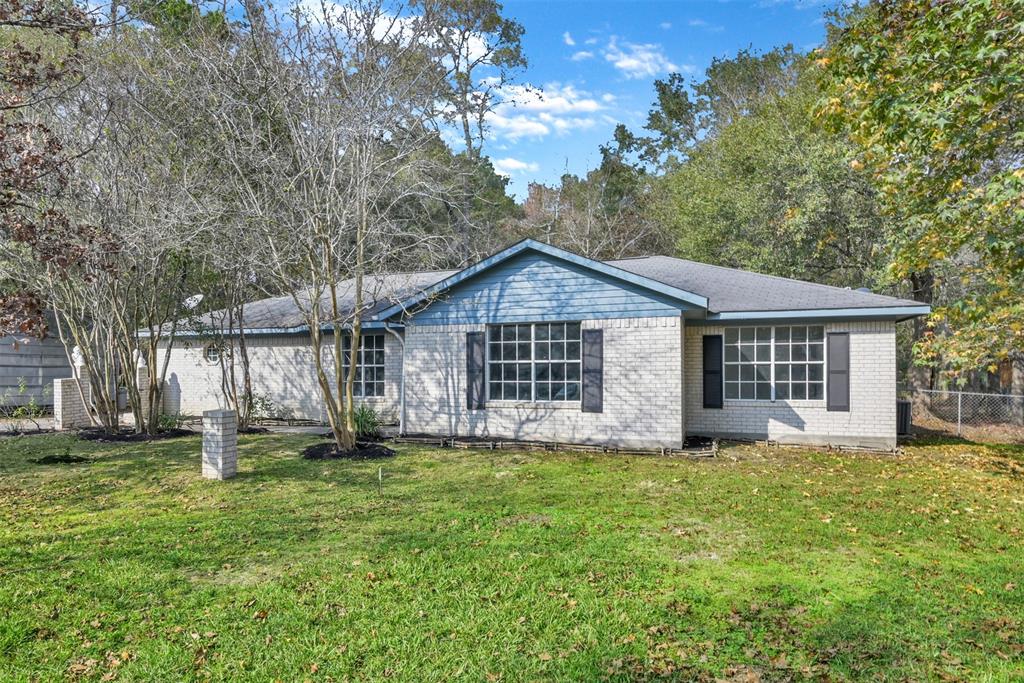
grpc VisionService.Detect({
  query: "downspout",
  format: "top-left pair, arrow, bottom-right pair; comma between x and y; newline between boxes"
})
384,324 -> 406,436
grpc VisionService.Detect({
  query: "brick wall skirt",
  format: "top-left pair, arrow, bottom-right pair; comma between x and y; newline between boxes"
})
160,333 -> 402,423
403,317 -> 685,449
684,321 -> 898,449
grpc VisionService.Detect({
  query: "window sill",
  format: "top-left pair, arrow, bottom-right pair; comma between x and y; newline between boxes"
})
485,400 -> 581,411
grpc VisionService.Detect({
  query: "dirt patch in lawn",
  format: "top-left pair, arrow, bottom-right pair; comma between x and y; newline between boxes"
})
301,441 -> 396,460
499,513 -> 553,527
76,427 -> 196,442
30,453 -> 92,465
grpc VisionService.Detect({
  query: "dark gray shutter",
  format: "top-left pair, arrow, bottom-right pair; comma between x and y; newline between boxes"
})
827,332 -> 850,412
581,329 -> 603,413
466,331 -> 485,410
702,335 -> 723,409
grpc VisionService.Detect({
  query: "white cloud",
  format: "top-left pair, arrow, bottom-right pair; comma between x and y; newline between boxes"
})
659,21 -> 672,29
688,17 -> 725,32
603,37 -> 687,79
570,50 -> 594,61
492,157 -> 540,176
498,83 -> 605,115
484,82 -> 614,142
486,112 -> 550,141
562,31 -> 575,46
548,116 -> 597,133
584,37 -> 598,45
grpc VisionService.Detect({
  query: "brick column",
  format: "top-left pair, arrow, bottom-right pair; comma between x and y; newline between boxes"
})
53,377 -> 92,431
136,366 -> 151,419
202,409 -> 237,480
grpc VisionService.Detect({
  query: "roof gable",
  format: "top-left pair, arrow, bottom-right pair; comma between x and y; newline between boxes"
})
377,240 -> 709,322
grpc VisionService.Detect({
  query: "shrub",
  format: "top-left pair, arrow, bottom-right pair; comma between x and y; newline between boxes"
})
157,413 -> 186,431
353,405 -> 381,439
250,393 -> 294,422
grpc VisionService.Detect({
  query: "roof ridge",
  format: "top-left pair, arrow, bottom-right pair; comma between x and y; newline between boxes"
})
613,254 -> 909,304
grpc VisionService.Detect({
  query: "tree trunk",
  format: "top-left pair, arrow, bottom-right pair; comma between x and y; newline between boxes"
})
1012,354 -> 1024,426
908,270 -> 935,414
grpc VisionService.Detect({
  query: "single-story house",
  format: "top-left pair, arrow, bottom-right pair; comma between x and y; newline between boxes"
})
160,239 -> 929,449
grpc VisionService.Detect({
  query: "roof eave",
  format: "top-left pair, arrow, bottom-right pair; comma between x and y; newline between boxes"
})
699,305 -> 931,324
140,320 -> 403,339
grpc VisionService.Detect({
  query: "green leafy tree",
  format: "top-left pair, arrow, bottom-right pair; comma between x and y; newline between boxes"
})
611,47 -> 804,171
820,0 -> 1024,378
642,48 -> 886,288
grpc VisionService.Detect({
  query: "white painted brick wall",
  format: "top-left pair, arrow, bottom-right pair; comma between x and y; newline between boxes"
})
202,409 -> 237,480
684,321 -> 897,449
53,376 -> 92,430
160,317 -> 896,449
161,333 -> 402,423
403,316 -> 685,449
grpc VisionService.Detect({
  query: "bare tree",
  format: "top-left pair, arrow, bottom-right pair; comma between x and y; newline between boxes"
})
5,27 -> 218,433
521,171 -> 668,260
189,0 -> 475,451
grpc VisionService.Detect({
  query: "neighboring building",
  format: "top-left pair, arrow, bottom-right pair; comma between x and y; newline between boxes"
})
158,240 -> 929,449
0,331 -> 72,410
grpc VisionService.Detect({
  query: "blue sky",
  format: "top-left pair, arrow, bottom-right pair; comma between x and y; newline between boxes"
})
485,0 -> 839,198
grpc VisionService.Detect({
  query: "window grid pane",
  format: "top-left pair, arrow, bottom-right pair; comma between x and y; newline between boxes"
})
724,325 -> 825,402
772,325 -> 825,402
342,334 -> 385,397
724,326 -> 771,401
488,323 -> 582,402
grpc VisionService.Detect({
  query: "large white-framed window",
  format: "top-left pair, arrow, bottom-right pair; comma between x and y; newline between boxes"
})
487,322 -> 581,402
342,333 -> 385,397
724,325 -> 825,401
773,325 -> 825,400
724,326 -> 773,400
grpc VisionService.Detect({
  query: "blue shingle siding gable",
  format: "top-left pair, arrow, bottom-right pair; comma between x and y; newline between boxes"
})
406,252 -> 694,324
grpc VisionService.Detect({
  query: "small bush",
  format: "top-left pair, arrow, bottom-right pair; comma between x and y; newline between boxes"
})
157,412 -> 186,431
353,405 -> 381,439
250,393 -> 294,422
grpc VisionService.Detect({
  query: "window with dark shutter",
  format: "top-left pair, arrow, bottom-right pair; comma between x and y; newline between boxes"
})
827,332 -> 850,412
703,335 -> 723,409
466,331 -> 485,410
581,329 -> 603,413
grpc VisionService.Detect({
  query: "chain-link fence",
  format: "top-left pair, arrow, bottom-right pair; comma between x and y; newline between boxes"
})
898,386 -> 1024,442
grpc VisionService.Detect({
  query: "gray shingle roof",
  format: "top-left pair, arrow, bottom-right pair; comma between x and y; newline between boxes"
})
179,249 -> 923,334
180,270 -> 458,333
607,255 -> 922,313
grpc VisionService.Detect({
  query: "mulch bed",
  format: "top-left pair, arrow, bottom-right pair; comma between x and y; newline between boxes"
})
238,426 -> 270,435
301,441 -> 396,460
317,431 -> 384,442
76,427 -> 196,443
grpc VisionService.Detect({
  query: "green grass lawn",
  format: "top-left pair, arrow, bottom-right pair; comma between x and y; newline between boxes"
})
1,433 -> 1022,682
